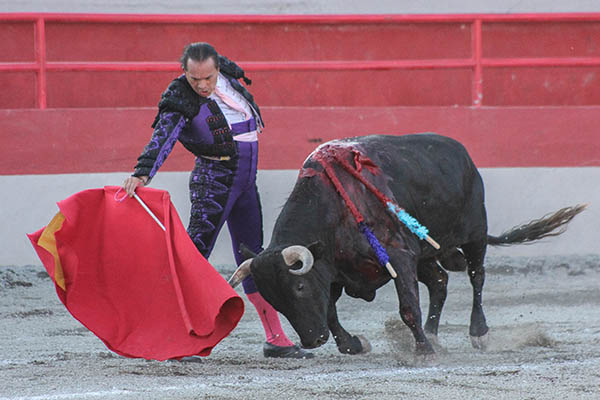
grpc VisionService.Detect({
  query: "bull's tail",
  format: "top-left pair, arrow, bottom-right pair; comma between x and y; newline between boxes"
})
487,204 -> 586,246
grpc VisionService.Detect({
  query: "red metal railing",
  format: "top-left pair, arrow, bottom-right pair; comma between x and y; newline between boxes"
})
2,13 -> 600,109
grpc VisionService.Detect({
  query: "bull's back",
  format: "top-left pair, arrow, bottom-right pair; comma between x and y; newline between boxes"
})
337,134 -> 487,251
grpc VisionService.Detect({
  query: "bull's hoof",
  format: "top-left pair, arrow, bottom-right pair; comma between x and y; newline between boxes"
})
425,332 -> 440,347
415,340 -> 435,356
357,335 -> 372,354
470,332 -> 489,350
413,341 -> 437,366
337,335 -> 371,355
413,351 -> 438,367
424,333 -> 448,354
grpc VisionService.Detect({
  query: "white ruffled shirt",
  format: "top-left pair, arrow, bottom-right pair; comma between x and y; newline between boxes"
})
209,73 -> 258,142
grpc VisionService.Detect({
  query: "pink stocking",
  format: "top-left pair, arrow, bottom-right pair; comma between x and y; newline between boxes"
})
246,292 -> 295,347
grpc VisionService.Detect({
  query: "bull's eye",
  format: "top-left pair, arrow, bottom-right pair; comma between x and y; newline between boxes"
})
293,282 -> 305,296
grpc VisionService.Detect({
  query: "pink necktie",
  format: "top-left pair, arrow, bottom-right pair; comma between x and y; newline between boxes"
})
214,87 -> 251,120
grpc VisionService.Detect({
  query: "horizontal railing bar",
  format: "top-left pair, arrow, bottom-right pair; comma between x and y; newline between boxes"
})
0,62 -> 38,71
2,12 -> 600,24
483,57 -> 600,67
241,60 -> 476,71
1,60 -> 476,72
3,58 -> 600,73
44,62 -> 179,72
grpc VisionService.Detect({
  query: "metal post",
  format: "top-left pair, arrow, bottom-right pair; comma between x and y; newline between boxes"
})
472,18 -> 483,107
34,16 -> 47,109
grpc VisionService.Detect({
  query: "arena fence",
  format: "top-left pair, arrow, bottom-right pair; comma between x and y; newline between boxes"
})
1,13 -> 600,172
2,13 -> 600,109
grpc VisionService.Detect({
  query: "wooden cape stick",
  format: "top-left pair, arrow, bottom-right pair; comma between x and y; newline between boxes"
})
133,193 -> 166,231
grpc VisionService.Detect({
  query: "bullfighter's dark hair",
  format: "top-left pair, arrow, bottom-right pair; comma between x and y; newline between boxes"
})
180,42 -> 220,70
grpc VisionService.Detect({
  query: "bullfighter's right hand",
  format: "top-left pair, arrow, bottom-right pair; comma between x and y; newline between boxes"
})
123,176 -> 148,197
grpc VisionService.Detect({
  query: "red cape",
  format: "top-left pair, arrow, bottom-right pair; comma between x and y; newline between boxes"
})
28,186 -> 244,361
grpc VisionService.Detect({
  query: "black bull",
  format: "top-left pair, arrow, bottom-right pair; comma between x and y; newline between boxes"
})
229,134 -> 584,357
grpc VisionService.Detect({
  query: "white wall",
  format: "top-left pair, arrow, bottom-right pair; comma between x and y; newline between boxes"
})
2,167 -> 597,268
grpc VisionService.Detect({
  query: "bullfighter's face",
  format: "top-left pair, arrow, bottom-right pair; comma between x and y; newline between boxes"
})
184,57 -> 219,97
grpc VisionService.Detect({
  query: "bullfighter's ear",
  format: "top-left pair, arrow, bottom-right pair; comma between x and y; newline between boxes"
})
238,243 -> 258,261
306,241 -> 324,260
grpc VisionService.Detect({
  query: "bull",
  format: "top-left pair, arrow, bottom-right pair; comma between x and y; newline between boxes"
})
228,134 -> 584,358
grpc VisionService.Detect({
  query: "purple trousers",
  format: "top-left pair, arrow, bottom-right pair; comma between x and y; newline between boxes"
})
187,140 -> 262,293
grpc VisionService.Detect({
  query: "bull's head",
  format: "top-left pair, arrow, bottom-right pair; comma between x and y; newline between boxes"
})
228,245 -> 314,286
228,242 -> 332,349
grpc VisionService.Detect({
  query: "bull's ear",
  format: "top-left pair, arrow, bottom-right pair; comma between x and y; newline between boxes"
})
239,243 -> 258,261
306,241 -> 324,260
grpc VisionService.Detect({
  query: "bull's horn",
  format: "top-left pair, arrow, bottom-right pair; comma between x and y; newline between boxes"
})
228,258 -> 253,288
282,245 -> 314,275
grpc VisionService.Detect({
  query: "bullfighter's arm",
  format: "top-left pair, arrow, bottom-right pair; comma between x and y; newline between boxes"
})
133,111 -> 186,183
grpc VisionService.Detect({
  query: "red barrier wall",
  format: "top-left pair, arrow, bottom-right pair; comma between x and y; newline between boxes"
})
2,106 -> 599,175
1,13 -> 600,173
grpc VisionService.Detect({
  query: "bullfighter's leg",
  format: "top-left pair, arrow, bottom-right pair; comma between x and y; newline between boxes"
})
227,182 -> 304,350
187,156 -> 235,257
227,142 -> 312,358
392,260 -> 435,357
189,143 -> 311,358
417,258 -> 448,337
461,239 -> 489,349
327,283 -> 371,354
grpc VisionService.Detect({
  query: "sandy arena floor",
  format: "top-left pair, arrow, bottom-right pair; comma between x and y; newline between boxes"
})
1,254 -> 600,399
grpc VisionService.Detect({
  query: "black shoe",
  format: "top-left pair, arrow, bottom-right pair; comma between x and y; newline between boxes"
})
263,342 -> 314,359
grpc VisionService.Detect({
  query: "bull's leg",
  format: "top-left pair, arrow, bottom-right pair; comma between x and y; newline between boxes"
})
417,259 -> 448,337
461,239 -> 489,349
393,266 -> 435,357
327,283 -> 371,355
